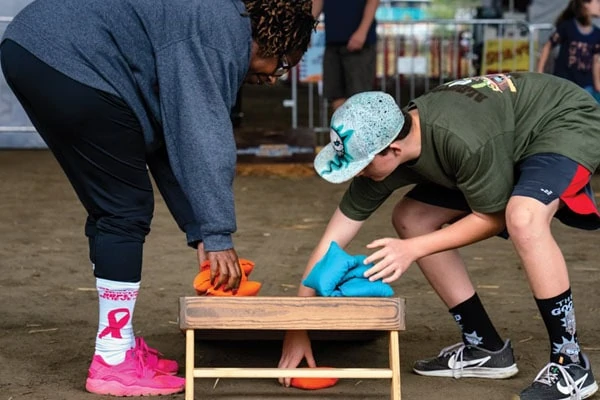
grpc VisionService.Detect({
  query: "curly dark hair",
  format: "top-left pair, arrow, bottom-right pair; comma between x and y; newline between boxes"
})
243,0 -> 317,58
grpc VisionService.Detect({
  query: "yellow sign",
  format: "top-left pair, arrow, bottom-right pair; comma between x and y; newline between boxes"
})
482,39 -> 531,74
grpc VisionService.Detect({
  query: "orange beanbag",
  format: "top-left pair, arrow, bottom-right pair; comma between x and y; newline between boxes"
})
290,367 -> 339,390
193,258 -> 262,296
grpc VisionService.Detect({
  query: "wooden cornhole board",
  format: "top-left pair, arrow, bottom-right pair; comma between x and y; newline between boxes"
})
179,296 -> 406,400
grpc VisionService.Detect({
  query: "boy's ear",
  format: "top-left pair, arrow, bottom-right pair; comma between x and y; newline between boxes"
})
388,140 -> 402,155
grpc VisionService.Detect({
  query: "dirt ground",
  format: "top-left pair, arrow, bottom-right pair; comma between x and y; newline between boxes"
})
2,84 -> 600,400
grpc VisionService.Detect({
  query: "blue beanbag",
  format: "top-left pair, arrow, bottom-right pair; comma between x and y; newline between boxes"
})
331,268 -> 394,297
303,241 -> 394,297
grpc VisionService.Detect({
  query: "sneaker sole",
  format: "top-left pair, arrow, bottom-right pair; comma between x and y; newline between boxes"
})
583,381 -> 600,399
86,379 -> 185,396
511,381 -> 599,400
566,381 -> 598,400
413,364 -> 519,379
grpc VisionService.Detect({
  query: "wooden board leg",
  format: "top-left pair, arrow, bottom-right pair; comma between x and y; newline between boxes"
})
389,330 -> 401,400
185,329 -> 195,400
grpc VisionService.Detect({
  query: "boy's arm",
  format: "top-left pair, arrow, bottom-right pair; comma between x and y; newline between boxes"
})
365,210 -> 505,283
278,207 -> 363,385
409,210 -> 505,259
297,207 -> 365,296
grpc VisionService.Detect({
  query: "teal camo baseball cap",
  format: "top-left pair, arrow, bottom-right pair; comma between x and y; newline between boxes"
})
314,91 -> 405,184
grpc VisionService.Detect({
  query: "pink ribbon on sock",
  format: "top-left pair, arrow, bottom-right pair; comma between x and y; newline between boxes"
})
98,308 -> 130,339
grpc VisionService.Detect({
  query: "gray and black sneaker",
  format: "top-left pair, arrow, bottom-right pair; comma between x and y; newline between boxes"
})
518,354 -> 598,400
413,339 -> 519,379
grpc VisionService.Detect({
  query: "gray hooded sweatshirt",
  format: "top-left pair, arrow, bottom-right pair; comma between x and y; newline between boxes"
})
2,0 -> 253,251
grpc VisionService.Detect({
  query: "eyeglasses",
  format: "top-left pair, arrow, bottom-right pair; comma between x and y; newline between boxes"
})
271,55 -> 291,78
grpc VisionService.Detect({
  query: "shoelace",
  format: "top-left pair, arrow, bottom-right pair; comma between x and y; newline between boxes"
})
135,337 -> 162,361
129,346 -> 155,379
533,362 -> 581,400
437,342 -> 468,379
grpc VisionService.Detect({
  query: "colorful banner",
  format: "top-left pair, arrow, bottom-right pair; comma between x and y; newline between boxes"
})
481,39 -> 531,74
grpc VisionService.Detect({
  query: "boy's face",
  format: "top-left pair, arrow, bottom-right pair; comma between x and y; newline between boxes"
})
358,150 -> 402,181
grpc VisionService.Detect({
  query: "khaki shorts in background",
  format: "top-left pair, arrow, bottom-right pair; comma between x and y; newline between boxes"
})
323,44 -> 377,102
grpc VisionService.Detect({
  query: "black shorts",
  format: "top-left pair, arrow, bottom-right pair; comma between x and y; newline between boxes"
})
406,153 -> 600,234
323,44 -> 377,101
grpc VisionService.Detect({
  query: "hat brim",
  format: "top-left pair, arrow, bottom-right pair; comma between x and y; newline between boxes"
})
313,144 -> 373,184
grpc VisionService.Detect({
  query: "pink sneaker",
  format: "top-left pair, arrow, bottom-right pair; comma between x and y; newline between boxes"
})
85,347 -> 185,396
135,337 -> 179,375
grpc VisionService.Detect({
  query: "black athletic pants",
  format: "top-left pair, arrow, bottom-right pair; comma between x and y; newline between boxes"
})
1,39 -> 155,282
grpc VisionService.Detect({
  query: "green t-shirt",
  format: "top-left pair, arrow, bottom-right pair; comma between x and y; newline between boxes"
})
340,72 -> 600,220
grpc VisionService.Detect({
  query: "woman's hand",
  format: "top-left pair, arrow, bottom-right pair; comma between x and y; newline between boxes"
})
277,330 -> 316,387
203,248 -> 242,291
363,238 -> 418,283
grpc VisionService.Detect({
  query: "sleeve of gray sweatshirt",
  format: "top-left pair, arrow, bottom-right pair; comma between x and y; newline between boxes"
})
155,37 -> 241,252
146,147 -> 204,248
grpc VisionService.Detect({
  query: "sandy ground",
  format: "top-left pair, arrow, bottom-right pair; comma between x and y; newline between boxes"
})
2,148 -> 600,400
1,75 -> 600,400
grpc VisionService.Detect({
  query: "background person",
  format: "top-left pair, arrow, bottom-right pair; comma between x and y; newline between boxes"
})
312,0 -> 380,113
537,0 -> 600,101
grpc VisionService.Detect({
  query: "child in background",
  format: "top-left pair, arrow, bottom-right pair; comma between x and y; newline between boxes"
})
537,0 -> 600,102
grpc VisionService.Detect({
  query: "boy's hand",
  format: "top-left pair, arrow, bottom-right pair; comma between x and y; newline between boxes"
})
278,330 -> 316,387
364,238 -> 416,283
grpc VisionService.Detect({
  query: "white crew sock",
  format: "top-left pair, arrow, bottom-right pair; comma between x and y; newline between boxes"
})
94,278 -> 140,365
